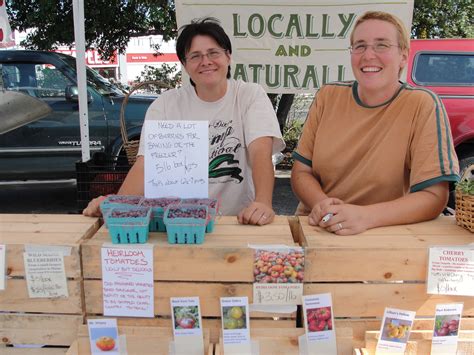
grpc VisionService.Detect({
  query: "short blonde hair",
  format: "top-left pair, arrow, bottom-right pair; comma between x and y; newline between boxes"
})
350,11 -> 410,52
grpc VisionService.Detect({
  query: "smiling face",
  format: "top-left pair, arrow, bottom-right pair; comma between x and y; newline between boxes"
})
183,35 -> 231,98
350,19 -> 408,104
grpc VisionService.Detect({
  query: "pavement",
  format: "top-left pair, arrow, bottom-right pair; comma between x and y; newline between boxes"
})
0,170 -> 299,215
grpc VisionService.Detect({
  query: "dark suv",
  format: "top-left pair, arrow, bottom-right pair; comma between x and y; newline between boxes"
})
0,50 -> 155,180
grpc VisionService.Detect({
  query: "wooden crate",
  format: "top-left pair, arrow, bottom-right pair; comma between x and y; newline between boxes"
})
0,214 -> 100,350
298,216 -> 474,348
215,327 -> 353,354
82,216 -> 298,322
93,316 -> 296,345
66,325 -> 212,355
336,317 -> 474,348
359,329 -> 474,354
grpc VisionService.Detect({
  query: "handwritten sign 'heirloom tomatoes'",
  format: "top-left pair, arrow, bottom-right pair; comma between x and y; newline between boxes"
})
176,0 -> 414,94
0,0 -> 14,48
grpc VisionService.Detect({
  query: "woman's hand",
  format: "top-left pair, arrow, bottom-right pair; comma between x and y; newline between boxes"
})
237,201 -> 275,225
82,195 -> 107,217
308,197 -> 343,226
319,203 -> 373,235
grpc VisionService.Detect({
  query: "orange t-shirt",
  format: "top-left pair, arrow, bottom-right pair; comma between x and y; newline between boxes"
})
294,81 -> 459,214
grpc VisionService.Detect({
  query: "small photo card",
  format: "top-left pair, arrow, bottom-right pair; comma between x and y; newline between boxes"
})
101,245 -> 154,318
87,318 -> 120,354
302,293 -> 337,354
23,251 -> 68,298
0,244 -> 6,290
221,297 -> 251,354
251,245 -> 304,306
170,297 -> 204,355
427,246 -> 474,296
431,303 -> 464,354
376,307 -> 416,354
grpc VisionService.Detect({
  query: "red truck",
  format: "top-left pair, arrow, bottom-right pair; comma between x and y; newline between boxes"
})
407,39 -> 474,174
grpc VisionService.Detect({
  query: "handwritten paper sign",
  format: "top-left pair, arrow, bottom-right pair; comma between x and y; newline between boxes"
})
23,251 -> 68,298
87,318 -> 121,355
427,246 -> 474,296
144,120 -> 208,198
301,293 -> 337,354
431,303 -> 464,355
0,244 -> 5,290
101,246 -> 154,318
221,297 -> 251,354
376,308 -> 416,354
170,297 -> 204,355
252,246 -> 304,306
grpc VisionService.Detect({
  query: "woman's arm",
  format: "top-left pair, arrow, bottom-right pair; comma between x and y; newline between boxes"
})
319,182 -> 449,235
237,137 -> 275,225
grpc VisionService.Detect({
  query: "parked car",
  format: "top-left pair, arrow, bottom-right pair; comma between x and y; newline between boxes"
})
0,50 -> 155,180
406,39 -> 474,175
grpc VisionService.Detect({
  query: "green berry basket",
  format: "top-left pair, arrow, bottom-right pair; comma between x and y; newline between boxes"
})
100,195 -> 143,222
106,206 -> 152,244
163,204 -> 209,244
140,197 -> 181,232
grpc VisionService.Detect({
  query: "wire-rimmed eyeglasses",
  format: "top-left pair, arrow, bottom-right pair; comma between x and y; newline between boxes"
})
185,48 -> 228,64
349,42 -> 400,54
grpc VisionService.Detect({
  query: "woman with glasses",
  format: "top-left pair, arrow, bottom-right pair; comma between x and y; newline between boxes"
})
84,18 -> 285,225
291,11 -> 459,235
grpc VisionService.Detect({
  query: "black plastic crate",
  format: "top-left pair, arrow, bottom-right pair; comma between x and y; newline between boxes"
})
76,154 -> 131,211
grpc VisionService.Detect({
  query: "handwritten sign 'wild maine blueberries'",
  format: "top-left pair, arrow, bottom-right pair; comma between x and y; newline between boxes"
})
144,120 -> 209,198
175,0 -> 414,94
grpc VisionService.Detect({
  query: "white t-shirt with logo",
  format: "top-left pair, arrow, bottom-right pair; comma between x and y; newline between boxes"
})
137,79 -> 285,215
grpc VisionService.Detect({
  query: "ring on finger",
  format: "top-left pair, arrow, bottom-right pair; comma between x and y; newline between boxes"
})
337,223 -> 343,231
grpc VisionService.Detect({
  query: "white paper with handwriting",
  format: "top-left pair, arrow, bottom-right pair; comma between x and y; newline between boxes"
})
23,251 -> 68,298
144,120 -> 208,198
427,246 -> 474,296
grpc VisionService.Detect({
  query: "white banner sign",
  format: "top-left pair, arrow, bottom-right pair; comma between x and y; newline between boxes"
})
176,0 -> 414,93
0,1 -> 14,48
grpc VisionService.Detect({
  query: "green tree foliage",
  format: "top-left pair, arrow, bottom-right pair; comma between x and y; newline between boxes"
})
135,63 -> 181,93
412,0 -> 474,38
6,0 -> 177,60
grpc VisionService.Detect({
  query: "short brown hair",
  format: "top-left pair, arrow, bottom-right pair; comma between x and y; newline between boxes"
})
350,11 -> 410,52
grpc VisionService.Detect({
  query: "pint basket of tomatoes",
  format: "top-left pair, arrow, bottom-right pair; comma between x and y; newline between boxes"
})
164,204 -> 209,244
106,206 -> 152,244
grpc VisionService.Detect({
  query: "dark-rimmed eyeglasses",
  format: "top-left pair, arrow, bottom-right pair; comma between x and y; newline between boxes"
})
185,48 -> 228,64
349,42 -> 400,54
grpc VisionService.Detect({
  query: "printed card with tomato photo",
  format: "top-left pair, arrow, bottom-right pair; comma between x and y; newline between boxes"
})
431,303 -> 464,354
170,297 -> 204,355
376,307 -> 416,354
251,245 -> 304,306
302,293 -> 337,354
87,319 -> 120,354
220,297 -> 251,354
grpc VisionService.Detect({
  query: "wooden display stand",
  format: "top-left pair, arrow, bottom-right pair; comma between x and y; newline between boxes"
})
215,327 -> 353,355
0,214 -> 100,353
81,216 -> 298,343
354,329 -> 474,354
66,325 -> 212,355
296,215 -> 474,349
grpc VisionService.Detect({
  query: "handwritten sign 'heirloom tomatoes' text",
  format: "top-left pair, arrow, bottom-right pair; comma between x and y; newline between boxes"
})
175,0 -> 414,94
427,246 -> 474,297
144,120 -> 209,198
101,246 -> 154,318
23,251 -> 69,298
